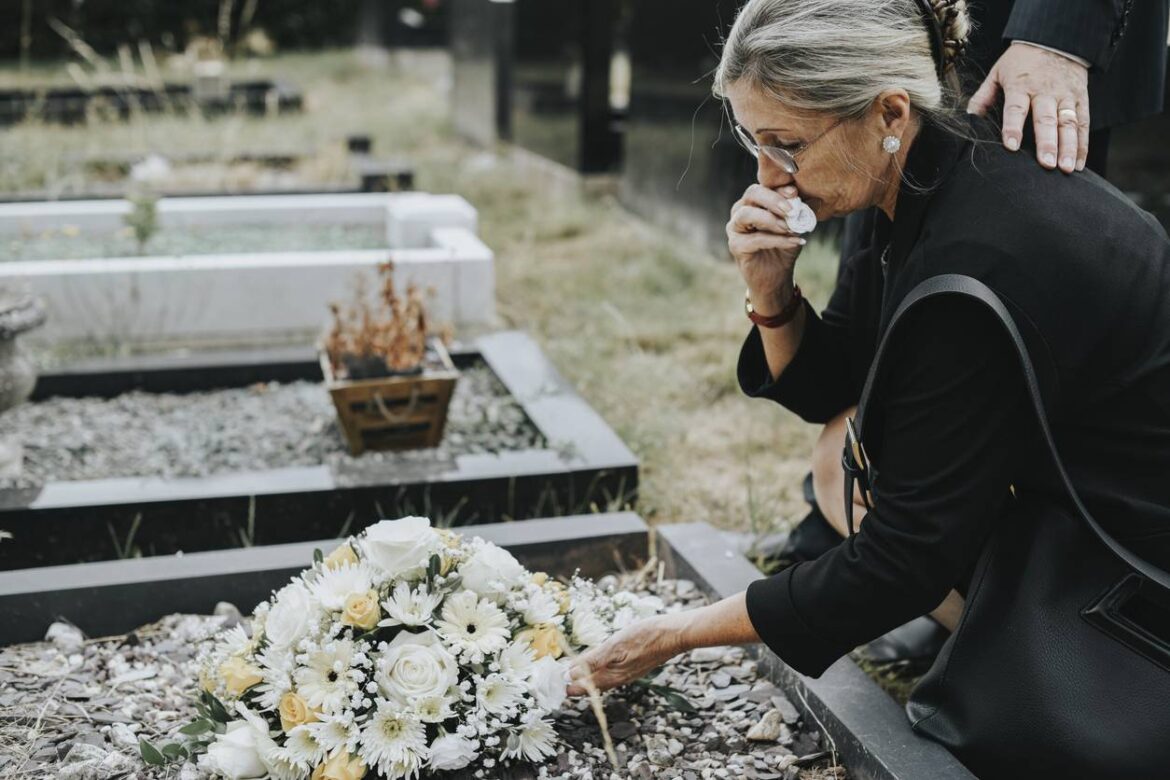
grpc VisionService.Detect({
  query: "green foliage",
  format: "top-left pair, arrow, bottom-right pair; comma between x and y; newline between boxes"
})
632,678 -> 698,714
123,191 -> 159,254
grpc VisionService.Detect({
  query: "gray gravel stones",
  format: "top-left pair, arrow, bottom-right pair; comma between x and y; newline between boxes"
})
0,361 -> 546,488
0,578 -> 848,780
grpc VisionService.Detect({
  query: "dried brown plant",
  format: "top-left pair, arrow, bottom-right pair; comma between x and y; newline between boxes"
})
324,262 -> 433,377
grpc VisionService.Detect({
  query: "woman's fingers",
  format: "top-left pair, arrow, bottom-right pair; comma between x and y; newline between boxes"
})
728,203 -> 790,236
729,230 -> 805,257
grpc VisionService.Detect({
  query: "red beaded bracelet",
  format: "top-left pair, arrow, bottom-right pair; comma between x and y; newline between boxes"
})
745,284 -> 803,328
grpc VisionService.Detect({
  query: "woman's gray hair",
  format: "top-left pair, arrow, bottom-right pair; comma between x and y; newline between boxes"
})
713,0 -> 972,129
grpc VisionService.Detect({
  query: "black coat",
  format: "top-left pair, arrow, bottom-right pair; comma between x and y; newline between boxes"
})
739,118 -> 1170,677
965,0 -> 1169,128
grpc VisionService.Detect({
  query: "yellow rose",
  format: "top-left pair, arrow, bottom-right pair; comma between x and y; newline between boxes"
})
278,691 -> 319,733
323,542 -> 358,570
341,590 -> 381,630
219,656 -> 263,696
518,623 -> 566,659
531,572 -> 549,587
312,751 -> 366,780
199,668 -> 216,694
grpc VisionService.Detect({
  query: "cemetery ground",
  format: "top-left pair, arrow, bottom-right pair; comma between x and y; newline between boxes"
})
0,48 -> 839,549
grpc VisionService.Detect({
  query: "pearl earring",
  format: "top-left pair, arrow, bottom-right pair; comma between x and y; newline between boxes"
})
882,135 -> 902,154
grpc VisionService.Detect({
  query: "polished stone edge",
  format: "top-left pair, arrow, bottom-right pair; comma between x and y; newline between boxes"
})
1,330 -> 638,516
656,522 -> 976,780
0,512 -> 649,645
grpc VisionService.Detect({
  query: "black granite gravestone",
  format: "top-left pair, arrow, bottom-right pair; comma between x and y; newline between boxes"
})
618,1 -> 756,257
450,0 -> 515,146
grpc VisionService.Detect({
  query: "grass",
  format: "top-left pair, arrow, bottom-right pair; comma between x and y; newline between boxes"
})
0,47 -> 837,540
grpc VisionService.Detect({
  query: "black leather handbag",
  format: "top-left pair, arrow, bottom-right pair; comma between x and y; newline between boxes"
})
843,274 -> 1170,780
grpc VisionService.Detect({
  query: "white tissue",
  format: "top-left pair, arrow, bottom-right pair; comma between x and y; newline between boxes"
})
786,197 -> 818,234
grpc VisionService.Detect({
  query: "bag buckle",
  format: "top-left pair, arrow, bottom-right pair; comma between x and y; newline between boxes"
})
841,416 -> 875,537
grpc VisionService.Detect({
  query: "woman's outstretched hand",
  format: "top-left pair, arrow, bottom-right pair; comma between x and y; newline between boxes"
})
565,615 -> 683,696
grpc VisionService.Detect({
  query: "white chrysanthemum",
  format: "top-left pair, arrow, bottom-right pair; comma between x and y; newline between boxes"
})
412,692 -> 456,723
262,744 -> 305,780
570,608 -> 610,648
311,562 -> 375,612
253,645 -> 295,711
304,713 -> 360,758
378,581 -> 444,628
502,718 -> 558,763
520,586 -> 561,626
283,724 -> 327,769
435,591 -> 510,662
217,625 -> 251,657
294,639 -> 360,713
475,672 -> 526,717
358,700 -> 428,779
498,640 -> 536,678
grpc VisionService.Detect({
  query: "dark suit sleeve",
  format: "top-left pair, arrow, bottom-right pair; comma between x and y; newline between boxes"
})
736,248 -> 877,424
743,296 -> 1030,676
1005,0 -> 1132,71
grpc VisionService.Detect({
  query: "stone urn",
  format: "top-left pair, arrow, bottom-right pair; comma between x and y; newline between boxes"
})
0,292 -> 46,478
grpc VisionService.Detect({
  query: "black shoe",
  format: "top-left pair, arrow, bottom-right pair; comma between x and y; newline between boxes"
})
857,616 -> 950,664
754,475 -> 842,573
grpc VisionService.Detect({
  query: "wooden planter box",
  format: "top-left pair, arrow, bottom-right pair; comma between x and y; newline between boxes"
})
320,338 -> 459,454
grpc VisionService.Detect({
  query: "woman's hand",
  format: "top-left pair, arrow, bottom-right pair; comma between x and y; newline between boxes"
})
565,615 -> 683,696
727,183 -> 806,315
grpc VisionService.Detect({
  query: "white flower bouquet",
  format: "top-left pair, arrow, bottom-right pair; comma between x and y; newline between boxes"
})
150,517 -> 663,779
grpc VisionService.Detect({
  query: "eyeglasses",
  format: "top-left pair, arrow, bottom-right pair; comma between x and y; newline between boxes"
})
733,117 -> 846,175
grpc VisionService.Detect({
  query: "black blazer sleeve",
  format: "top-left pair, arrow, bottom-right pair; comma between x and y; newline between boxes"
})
1004,0 -> 1134,71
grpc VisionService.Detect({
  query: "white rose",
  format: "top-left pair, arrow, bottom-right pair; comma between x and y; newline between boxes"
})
205,706 -> 278,779
529,656 -> 570,712
570,609 -> 609,648
375,629 -> 459,705
785,196 -> 818,234
264,581 -> 313,650
459,544 -> 526,599
362,516 -> 442,577
428,733 -> 479,771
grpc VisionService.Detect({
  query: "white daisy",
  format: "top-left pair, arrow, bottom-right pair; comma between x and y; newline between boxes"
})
283,724 -> 327,769
294,639 -> 360,713
378,581 -> 444,628
569,608 -> 609,648
311,562 -> 375,612
502,718 -> 558,763
304,713 -> 361,758
358,700 -> 428,779
435,591 -> 510,662
475,672 -> 526,717
261,744 -> 305,780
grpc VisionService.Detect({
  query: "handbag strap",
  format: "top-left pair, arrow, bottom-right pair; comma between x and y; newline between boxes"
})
844,273 -> 1170,591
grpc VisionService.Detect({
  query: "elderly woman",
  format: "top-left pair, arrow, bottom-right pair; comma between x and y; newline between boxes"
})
567,0 -> 1170,776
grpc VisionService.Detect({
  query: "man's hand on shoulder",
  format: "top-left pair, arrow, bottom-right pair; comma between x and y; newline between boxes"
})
967,41 -> 1091,174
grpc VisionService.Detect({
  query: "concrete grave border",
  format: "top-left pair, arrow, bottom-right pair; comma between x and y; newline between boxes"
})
0,331 -> 637,570
0,513 -> 975,780
0,192 -> 494,338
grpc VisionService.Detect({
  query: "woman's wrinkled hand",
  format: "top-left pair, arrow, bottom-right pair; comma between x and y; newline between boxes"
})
727,183 -> 806,315
565,616 -> 684,696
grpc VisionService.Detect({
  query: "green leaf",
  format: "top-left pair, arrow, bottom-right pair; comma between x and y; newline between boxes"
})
426,553 -> 441,582
161,743 -> 188,761
313,548 -> 324,565
179,719 -> 215,736
662,691 -> 698,714
200,690 -> 231,723
139,739 -> 167,766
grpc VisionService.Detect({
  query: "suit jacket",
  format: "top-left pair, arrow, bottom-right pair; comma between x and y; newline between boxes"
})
965,0 -> 1169,128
